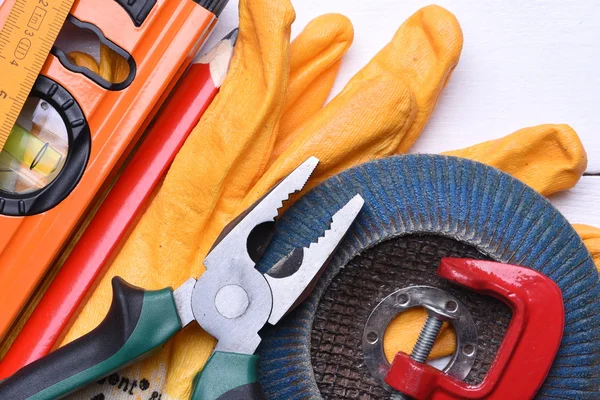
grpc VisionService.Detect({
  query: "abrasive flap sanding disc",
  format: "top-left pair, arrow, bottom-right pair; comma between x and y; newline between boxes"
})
255,155 -> 600,400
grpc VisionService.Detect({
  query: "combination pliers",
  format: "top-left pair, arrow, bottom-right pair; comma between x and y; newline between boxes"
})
0,157 -> 364,400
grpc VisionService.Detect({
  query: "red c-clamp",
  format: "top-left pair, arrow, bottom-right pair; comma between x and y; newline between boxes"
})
385,258 -> 565,399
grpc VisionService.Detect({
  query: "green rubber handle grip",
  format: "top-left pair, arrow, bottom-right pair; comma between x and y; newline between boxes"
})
191,351 -> 266,400
0,277 -> 182,400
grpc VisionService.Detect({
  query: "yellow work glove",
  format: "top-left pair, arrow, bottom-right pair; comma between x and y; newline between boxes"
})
64,1 -> 463,398
574,224 -> 600,268
61,0 -> 595,398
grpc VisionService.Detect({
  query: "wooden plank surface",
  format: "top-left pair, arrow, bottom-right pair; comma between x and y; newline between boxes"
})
208,0 -> 600,226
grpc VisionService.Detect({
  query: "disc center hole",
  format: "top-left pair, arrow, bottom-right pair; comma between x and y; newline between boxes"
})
382,306 -> 456,364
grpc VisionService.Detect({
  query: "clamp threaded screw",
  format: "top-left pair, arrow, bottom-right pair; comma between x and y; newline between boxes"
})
410,316 -> 444,363
391,308 -> 450,400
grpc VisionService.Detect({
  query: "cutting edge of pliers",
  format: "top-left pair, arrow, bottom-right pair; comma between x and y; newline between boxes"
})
174,157 -> 364,355
0,157 -> 364,400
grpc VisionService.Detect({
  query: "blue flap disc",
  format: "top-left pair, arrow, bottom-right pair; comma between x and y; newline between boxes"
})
256,155 -> 600,399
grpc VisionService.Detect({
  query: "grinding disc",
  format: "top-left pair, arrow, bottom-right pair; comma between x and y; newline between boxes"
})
255,155 -> 600,399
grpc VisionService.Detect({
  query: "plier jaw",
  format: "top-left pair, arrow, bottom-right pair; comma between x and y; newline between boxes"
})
187,157 -> 363,354
0,157 -> 364,400
264,194 -> 364,324
204,156 -> 320,269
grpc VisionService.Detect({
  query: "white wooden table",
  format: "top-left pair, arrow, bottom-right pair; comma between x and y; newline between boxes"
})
209,0 -> 600,227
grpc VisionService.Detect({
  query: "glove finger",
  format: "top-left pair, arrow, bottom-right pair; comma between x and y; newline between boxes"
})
165,0 -> 297,395
271,14 -> 353,164
444,124 -> 587,196
241,75 -> 416,211
62,0 -> 296,398
390,5 -> 463,153
573,224 -> 600,271
240,6 -> 462,209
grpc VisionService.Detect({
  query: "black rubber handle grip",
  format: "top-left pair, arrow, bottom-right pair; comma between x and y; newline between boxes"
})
0,277 -> 181,400
216,383 -> 266,399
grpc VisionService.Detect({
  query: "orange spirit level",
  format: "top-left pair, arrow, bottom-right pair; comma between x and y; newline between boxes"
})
0,0 -> 227,339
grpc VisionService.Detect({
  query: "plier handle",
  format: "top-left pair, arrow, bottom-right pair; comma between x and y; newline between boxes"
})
0,158 -> 364,400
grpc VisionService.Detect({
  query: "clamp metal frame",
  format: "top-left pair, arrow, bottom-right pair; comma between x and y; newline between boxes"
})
385,258 -> 565,399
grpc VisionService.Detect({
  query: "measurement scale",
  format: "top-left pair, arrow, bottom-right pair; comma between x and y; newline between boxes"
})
0,0 -> 74,150
0,0 -> 225,355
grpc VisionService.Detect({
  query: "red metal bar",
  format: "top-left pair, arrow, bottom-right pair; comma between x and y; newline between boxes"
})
0,60 -> 220,379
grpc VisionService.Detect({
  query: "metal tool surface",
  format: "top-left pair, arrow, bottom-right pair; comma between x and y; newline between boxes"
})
0,157 -> 364,400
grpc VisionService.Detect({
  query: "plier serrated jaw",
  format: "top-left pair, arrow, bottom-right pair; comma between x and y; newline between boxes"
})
186,157 -> 363,355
